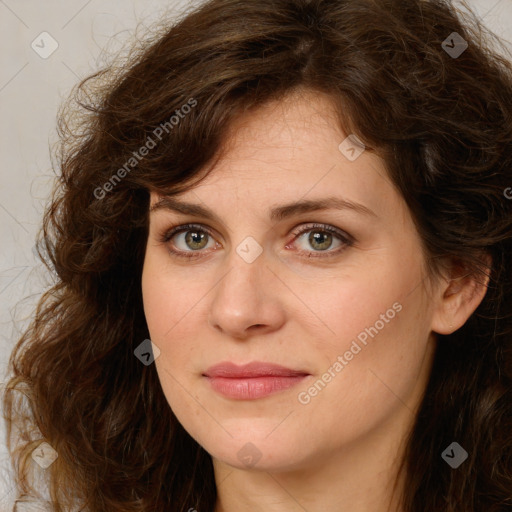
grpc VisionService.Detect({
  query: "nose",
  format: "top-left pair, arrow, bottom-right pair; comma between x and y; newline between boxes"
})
208,246 -> 286,339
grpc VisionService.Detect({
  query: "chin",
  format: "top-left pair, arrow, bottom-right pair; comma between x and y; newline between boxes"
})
201,431 -> 314,473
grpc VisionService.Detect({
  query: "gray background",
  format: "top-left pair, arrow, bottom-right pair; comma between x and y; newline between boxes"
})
0,0 -> 511,507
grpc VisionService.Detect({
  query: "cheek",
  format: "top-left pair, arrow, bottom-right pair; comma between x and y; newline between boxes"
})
141,256 -> 211,404
303,257 -> 418,354
140,239 -> 434,464
141,251 -> 203,341
315,276 -> 423,416
299,254 -> 430,404
141,260 -> 205,429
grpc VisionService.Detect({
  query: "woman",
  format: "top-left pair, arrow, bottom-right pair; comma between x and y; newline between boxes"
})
2,0 -> 512,510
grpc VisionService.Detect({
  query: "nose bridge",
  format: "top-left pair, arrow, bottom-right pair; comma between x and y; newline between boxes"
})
220,233 -> 267,291
208,237 -> 284,336
214,239 -> 267,312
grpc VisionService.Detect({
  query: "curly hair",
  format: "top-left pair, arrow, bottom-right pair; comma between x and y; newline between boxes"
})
2,0 -> 512,510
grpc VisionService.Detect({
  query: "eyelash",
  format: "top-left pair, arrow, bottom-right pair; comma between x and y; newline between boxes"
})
158,222 -> 354,260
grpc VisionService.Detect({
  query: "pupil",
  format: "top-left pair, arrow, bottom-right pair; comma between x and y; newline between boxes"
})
186,231 -> 206,249
310,231 -> 331,250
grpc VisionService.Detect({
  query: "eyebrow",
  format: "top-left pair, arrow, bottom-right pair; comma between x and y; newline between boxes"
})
149,196 -> 377,221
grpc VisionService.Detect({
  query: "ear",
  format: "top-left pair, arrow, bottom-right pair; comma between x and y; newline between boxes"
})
430,253 -> 492,335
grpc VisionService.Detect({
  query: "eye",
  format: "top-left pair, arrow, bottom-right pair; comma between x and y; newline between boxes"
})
159,223 -> 219,259
158,222 -> 353,260
288,223 -> 353,258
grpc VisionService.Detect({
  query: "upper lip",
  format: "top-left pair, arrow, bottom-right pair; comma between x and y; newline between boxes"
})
203,361 -> 310,378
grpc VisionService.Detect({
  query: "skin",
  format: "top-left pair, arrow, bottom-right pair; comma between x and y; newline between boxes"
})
141,88 -> 489,512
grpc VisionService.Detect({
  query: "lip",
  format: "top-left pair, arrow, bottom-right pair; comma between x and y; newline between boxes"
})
202,361 -> 310,400
204,361 -> 309,378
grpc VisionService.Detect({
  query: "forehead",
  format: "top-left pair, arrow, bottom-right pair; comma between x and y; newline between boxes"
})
149,89 -> 399,221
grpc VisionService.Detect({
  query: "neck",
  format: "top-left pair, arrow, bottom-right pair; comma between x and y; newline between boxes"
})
212,407 -> 411,512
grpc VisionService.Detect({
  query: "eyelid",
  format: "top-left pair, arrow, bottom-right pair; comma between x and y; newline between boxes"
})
287,222 -> 353,258
289,222 -> 352,244
159,223 -> 217,243
158,222 -> 353,259
158,223 -> 220,259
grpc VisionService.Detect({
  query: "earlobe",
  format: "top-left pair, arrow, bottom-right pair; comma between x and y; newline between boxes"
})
430,255 -> 491,335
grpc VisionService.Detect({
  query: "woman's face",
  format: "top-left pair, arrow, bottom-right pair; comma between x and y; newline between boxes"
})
141,89 -> 438,473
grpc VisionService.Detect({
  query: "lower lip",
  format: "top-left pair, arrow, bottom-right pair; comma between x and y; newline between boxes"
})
204,375 -> 309,400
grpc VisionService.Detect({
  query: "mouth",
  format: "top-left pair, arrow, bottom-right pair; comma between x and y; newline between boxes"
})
202,361 -> 310,400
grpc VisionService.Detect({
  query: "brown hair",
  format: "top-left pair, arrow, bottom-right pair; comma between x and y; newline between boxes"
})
3,0 -> 512,510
